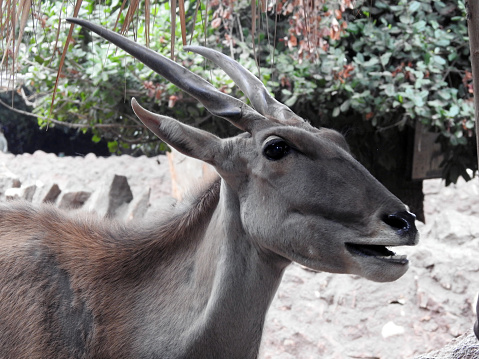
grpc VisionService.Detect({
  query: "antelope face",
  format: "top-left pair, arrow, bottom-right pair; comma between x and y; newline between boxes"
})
67,18 -> 418,283
237,125 -> 418,283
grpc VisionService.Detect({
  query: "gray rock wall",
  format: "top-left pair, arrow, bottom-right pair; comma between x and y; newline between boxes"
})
0,151 -> 173,220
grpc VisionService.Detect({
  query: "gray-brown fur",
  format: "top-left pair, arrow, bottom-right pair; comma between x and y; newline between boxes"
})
0,19 -> 419,359
0,180 -> 222,358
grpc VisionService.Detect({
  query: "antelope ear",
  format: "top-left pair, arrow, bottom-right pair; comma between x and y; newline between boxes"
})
132,98 -> 222,165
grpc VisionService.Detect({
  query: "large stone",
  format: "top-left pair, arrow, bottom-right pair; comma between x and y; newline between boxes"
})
31,182 -> 62,204
126,188 -> 151,221
58,191 -> 92,210
5,185 -> 36,202
85,174 -> 133,218
42,183 -> 62,203
107,175 -> 133,217
414,331 -> 479,359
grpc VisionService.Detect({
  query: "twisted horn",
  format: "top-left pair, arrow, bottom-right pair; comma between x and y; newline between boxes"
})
66,18 -> 265,132
184,45 -> 304,125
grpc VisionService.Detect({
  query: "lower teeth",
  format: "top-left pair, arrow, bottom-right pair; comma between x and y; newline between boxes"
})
378,255 -> 408,264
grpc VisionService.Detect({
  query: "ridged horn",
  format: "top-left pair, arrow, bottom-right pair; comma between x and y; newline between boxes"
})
66,18 -> 265,132
184,45 -> 305,125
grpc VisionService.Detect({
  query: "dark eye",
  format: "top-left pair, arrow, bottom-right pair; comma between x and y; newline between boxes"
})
263,139 -> 291,161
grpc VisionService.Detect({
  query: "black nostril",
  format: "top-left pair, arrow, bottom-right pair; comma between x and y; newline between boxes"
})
382,211 -> 417,235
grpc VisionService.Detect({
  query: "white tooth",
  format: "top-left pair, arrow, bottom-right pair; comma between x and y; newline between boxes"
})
378,254 -> 407,260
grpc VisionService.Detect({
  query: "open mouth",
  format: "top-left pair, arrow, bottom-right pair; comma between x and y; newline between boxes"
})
345,243 -> 408,265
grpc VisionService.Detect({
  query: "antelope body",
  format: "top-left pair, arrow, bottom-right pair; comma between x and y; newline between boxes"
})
0,19 -> 418,359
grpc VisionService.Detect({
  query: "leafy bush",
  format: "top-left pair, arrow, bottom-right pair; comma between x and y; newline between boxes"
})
10,0 -> 477,186
260,0 -> 476,185
336,0 -> 476,184
19,0 -> 224,155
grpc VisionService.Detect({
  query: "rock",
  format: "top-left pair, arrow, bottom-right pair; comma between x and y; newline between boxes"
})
126,188 -> 151,221
58,191 -> 92,210
428,209 -> 479,245
414,331 -> 479,359
0,163 -> 20,199
107,175 -> 133,217
32,182 -> 62,204
5,185 -> 36,202
85,174 -> 133,218
424,178 -> 479,218
42,184 -> 62,203
381,321 -> 405,338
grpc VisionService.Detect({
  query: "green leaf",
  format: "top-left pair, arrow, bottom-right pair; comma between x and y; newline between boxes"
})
340,100 -> 351,112
384,84 -> 395,96
448,52 -> 457,62
465,120 -> 475,129
409,1 -> 421,13
436,38 -> 450,47
159,142 -> 171,152
433,55 -> 446,65
354,53 -> 365,64
427,99 -> 445,107
380,53 -> 392,66
363,58 -> 379,67
447,105 -> 460,117
34,55 -> 45,65
413,20 -> 426,32
284,95 -> 298,107
333,107 -> 340,117
108,141 -> 118,153
399,15 -> 412,24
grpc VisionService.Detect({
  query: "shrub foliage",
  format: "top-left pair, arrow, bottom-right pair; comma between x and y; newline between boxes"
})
6,0 -> 477,184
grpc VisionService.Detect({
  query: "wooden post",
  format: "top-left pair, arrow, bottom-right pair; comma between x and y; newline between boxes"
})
467,1 -> 479,170
466,2 -> 479,340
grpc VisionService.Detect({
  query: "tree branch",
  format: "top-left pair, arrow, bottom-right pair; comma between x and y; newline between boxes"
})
0,97 -> 143,130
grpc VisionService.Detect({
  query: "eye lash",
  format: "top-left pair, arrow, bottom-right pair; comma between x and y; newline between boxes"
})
264,138 -> 302,155
264,138 -> 283,147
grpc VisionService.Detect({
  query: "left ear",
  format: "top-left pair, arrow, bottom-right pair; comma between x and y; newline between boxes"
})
132,98 -> 223,166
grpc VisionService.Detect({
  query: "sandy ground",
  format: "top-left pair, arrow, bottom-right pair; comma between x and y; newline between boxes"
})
2,150 -> 479,358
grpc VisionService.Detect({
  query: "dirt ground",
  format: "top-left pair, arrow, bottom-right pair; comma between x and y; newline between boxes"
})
2,151 -> 479,358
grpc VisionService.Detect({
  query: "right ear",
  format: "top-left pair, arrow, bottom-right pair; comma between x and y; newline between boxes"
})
132,98 -> 223,166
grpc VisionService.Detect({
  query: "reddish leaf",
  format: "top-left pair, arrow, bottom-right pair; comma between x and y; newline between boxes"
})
211,18 -> 222,29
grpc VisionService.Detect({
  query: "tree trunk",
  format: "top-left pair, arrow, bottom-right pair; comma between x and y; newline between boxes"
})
468,1 -> 479,170
467,0 -> 479,343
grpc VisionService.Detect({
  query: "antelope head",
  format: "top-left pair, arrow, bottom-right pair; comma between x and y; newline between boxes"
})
67,18 -> 418,282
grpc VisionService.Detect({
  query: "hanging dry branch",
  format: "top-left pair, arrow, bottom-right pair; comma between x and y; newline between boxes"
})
120,0 -> 140,35
113,0 -> 128,33
170,0 -> 177,59
178,0 -> 186,45
189,0 -> 201,45
145,0 -> 150,47
46,0 -> 67,67
50,0 -> 83,113
0,0 -> 32,70
14,0 -> 31,59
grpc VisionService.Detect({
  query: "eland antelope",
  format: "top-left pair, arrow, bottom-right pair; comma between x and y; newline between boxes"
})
0,18 -> 418,359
